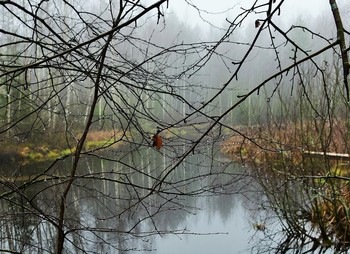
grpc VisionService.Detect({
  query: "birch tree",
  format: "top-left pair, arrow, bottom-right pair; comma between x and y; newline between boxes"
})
0,0 -> 349,253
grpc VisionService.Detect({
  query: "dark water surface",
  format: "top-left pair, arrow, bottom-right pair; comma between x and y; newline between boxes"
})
0,146 -> 265,253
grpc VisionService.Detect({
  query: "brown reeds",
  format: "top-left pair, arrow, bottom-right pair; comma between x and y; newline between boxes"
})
222,118 -> 350,251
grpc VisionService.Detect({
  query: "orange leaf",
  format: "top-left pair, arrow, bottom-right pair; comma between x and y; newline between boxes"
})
153,134 -> 163,150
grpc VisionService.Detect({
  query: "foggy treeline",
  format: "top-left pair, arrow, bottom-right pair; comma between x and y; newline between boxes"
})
1,0 -> 346,140
0,0 -> 350,253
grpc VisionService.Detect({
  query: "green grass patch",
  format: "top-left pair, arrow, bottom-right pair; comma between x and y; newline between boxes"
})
12,130 -> 127,163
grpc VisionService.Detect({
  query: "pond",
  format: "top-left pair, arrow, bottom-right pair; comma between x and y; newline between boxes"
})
151,194 -> 255,254
0,143 -> 336,253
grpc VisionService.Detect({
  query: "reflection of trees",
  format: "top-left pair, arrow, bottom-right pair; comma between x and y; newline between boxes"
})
0,146 -> 244,253
0,0 -> 349,252
1,0 -> 247,251
0,180 -> 57,252
252,164 -> 350,253
238,60 -> 350,253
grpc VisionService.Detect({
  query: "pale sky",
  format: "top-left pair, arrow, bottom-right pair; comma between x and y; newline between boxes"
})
169,0 -> 330,28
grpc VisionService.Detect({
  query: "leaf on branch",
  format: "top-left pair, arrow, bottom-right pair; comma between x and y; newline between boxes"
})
255,20 -> 260,28
153,134 -> 163,150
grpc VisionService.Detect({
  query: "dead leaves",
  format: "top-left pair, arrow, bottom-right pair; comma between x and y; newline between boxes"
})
152,134 -> 163,150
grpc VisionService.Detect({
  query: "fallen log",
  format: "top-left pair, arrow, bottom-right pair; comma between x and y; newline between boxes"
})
303,151 -> 350,161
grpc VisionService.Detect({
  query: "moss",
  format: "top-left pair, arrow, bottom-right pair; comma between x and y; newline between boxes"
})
2,130 -> 127,163
27,152 -> 44,161
85,140 -> 115,150
60,148 -> 75,156
47,150 -> 59,159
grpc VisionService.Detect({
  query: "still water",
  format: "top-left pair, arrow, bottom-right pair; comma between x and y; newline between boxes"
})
152,196 -> 254,254
0,145 -> 267,253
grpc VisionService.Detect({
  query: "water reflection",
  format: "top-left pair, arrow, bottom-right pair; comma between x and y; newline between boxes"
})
0,145 -> 254,253
152,195 -> 253,254
4,144 -> 343,253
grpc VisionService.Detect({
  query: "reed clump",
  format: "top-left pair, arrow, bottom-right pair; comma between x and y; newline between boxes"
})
222,119 -> 350,251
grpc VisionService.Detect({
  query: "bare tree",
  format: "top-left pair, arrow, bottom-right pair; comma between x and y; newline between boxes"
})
0,0 -> 244,253
220,1 -> 350,253
0,0 -> 350,253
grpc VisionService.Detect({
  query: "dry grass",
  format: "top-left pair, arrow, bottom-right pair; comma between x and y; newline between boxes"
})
221,118 -> 350,249
86,130 -> 122,142
221,118 -> 350,166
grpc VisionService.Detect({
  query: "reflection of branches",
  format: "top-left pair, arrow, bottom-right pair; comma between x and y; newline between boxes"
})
1,0 -> 350,252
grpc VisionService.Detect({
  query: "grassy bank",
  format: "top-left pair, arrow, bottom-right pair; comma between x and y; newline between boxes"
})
1,130 -> 127,164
